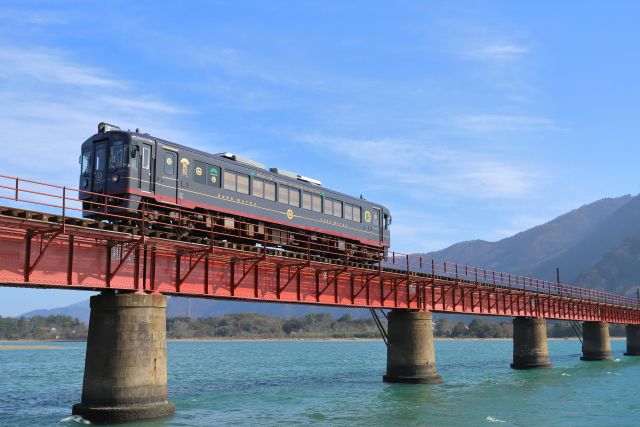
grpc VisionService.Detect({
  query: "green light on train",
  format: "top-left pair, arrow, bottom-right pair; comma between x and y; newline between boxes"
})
210,168 -> 218,174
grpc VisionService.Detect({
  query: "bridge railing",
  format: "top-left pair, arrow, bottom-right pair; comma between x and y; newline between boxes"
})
0,174 -> 637,309
383,251 -> 639,308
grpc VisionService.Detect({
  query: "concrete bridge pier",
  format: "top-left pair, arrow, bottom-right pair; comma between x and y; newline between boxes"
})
383,310 -> 442,384
581,321 -> 613,361
510,317 -> 553,370
72,292 -> 175,424
624,324 -> 640,356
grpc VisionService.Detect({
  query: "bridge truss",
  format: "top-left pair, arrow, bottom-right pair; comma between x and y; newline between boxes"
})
0,174 -> 638,324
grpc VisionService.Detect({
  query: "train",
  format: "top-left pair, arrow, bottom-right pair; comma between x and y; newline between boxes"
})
79,122 -> 391,260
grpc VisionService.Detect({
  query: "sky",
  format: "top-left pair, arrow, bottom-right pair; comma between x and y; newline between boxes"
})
1,1 -> 640,316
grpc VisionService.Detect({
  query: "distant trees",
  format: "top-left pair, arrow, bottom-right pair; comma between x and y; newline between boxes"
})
435,318 -> 512,338
166,312 -> 381,339
609,323 -> 625,337
0,315 -> 86,340
434,318 -> 453,337
4,312 -> 627,342
550,322 -> 574,338
547,321 -> 625,338
451,322 -> 469,338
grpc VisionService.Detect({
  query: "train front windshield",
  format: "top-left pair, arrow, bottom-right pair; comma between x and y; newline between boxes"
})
109,143 -> 127,168
108,142 -> 137,169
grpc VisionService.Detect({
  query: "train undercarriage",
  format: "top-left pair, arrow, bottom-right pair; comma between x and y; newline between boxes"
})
89,196 -> 384,264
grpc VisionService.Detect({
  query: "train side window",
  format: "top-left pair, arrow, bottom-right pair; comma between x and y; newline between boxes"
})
193,160 -> 207,185
237,173 -> 249,194
80,149 -> 91,175
164,152 -> 174,175
289,188 -> 300,207
303,192 -> 312,210
384,214 -> 389,229
333,200 -> 342,218
353,206 -> 361,222
207,166 -> 220,187
142,147 -> 150,169
279,185 -> 289,204
324,198 -> 333,215
253,178 -> 264,198
344,204 -> 352,221
224,170 -> 236,191
312,195 -> 322,213
130,146 -> 137,169
265,182 -> 276,201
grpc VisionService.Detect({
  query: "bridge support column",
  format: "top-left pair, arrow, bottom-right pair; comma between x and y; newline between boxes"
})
624,324 -> 640,356
72,293 -> 175,424
581,321 -> 613,361
510,317 -> 553,370
383,310 -> 442,384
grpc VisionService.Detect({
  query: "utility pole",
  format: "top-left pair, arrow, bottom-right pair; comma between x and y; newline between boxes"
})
187,298 -> 191,319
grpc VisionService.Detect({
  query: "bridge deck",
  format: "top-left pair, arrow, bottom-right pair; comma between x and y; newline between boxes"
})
0,174 -> 638,324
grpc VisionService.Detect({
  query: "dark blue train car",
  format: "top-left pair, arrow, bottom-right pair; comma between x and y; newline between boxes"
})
79,123 -> 391,258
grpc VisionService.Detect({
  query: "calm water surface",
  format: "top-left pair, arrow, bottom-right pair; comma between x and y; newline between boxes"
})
0,339 -> 638,426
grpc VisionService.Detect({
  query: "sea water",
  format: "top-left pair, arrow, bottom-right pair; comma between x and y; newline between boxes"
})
0,339 -> 638,426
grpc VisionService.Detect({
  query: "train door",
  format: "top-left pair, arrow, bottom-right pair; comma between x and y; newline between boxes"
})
140,143 -> 153,192
161,149 -> 178,203
92,140 -> 107,193
373,208 -> 382,242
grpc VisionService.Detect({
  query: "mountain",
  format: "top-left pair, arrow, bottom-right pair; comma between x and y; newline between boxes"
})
573,232 -> 640,297
419,195 -> 634,280
529,194 -> 640,283
18,299 -> 92,324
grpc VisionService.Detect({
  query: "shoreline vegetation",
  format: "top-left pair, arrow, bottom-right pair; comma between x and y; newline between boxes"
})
0,313 -> 627,342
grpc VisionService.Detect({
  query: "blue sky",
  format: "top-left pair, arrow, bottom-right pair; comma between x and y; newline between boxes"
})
1,1 -> 639,316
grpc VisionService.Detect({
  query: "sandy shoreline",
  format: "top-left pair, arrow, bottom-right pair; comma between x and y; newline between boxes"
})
0,345 -> 67,350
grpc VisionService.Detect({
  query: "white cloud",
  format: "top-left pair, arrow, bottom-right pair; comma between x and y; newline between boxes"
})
0,47 -> 123,87
297,133 -> 545,200
469,44 -> 528,61
99,96 -> 191,114
0,8 -> 68,25
452,115 -> 555,132
0,46 -> 192,185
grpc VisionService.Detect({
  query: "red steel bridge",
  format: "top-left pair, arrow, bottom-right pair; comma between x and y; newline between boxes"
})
0,174 -> 638,324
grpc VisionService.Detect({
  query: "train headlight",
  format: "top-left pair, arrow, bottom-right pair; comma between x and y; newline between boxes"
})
82,179 -> 88,188
111,174 -> 120,183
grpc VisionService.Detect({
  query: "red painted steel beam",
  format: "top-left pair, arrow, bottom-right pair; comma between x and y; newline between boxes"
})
0,212 -> 639,322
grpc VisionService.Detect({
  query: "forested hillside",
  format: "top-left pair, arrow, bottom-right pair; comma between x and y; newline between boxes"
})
529,194 -> 640,283
573,232 -> 640,297
419,194 -> 640,297
419,195 -> 632,276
